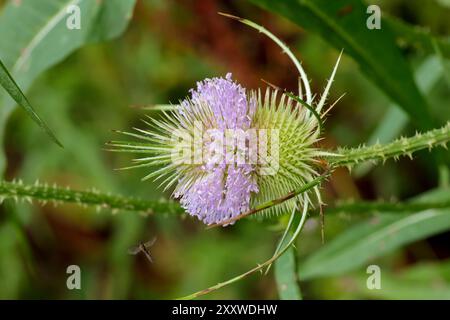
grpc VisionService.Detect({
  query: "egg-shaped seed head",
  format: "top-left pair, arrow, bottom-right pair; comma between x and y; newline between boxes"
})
110,74 -> 328,225
249,88 -> 324,218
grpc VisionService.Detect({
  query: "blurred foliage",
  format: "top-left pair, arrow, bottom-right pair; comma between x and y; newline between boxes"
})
0,0 -> 137,170
0,0 -> 449,299
252,0 -> 435,129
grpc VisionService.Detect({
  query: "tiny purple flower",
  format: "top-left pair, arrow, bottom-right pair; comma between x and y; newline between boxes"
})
174,73 -> 258,225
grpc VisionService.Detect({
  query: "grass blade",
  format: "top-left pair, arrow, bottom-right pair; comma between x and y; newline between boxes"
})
298,188 -> 450,280
275,247 -> 302,300
0,59 -> 62,147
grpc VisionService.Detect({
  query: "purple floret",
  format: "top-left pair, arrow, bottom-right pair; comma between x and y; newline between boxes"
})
174,73 -> 258,225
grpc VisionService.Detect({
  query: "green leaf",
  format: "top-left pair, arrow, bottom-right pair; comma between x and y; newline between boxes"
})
333,260 -> 450,299
275,247 -> 302,300
298,189 -> 450,280
354,56 -> 444,177
368,56 -> 443,145
367,261 -> 450,299
250,0 -> 434,129
386,15 -> 450,60
0,58 -> 62,147
0,222 -> 26,299
0,0 -> 136,168
0,0 -> 136,91
87,0 -> 136,41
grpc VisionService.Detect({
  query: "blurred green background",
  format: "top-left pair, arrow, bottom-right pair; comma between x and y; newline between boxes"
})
0,0 -> 449,299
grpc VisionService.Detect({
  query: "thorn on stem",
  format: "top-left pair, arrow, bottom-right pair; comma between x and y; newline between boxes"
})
218,12 -> 244,22
320,204 -> 325,244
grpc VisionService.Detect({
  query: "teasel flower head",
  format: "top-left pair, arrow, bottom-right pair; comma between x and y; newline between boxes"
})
108,20 -> 342,226
172,73 -> 259,225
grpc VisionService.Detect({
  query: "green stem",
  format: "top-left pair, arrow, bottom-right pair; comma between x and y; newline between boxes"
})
327,122 -> 450,168
218,13 -> 312,104
0,180 -> 182,215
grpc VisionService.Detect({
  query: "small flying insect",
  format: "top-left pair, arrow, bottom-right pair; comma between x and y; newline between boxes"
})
128,237 -> 157,263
